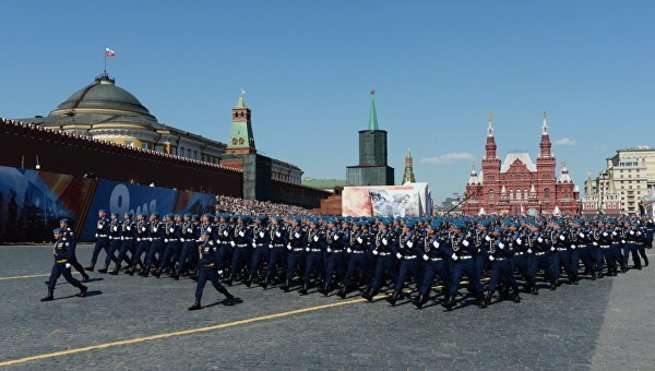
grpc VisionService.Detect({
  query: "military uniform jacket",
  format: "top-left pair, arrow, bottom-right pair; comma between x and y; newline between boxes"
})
270,225 -> 288,247
215,223 -> 231,244
373,230 -> 395,256
164,223 -> 181,242
422,234 -> 450,261
53,239 -> 73,263
325,228 -> 344,253
136,221 -> 150,242
233,225 -> 251,248
150,221 -> 165,240
253,225 -> 271,247
349,231 -> 368,253
451,233 -> 477,260
109,220 -> 122,240
122,220 -> 136,240
95,217 -> 110,239
288,226 -> 306,251
306,228 -> 324,252
199,240 -> 218,268
397,232 -> 421,259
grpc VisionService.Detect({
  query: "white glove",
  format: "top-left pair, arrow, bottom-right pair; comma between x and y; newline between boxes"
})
275,232 -> 282,238
612,232 -> 617,236
238,231 -> 245,237
451,253 -> 458,261
579,233 -> 585,238
621,240 -> 626,244
313,236 -> 319,242
527,249 -> 533,254
223,230 -> 228,236
433,241 -> 440,248
571,244 -> 576,249
485,235 -> 491,242
287,243 -> 292,250
180,238 -> 185,242
347,248 -> 352,253
559,235 -> 565,241
357,237 -> 363,244
537,237 -> 543,243
164,238 -> 169,243
462,240 -> 470,247
252,242 -> 257,248
516,238 -> 522,245
294,232 -> 300,238
169,228 -> 174,233
187,228 -> 193,233
603,232 -> 608,237
127,226 -> 131,231
305,248 -> 310,252
382,238 -> 388,245
269,244 -> 273,248
396,253 -> 402,259
218,270 -> 224,275
65,263 -> 71,269
230,241 -> 236,247
592,242 -> 598,246
372,250 -> 379,255
629,231 -> 635,235
334,235 -> 340,240
550,247 -> 556,251
489,255 -> 495,261
498,242 -> 505,249
422,254 -> 429,261
137,238 -> 141,242
327,247 -> 332,253
259,232 -> 265,238
95,233 -> 98,238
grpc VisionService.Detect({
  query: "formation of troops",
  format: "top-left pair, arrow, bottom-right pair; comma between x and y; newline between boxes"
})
44,208 -> 653,311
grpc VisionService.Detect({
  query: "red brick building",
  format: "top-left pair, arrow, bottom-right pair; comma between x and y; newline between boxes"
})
462,114 -> 581,216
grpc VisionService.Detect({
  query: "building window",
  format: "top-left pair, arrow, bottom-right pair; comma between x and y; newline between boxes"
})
544,188 -> 551,199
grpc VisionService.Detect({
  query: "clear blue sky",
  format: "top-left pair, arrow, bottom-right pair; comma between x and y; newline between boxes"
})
2,1 -> 654,200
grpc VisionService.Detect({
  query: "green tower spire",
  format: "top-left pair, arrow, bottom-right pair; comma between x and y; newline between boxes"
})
368,89 -> 379,131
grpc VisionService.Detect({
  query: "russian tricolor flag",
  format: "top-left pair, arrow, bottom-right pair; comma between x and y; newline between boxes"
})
105,48 -> 116,57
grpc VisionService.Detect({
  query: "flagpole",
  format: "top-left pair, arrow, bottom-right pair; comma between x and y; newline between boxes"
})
104,51 -> 107,75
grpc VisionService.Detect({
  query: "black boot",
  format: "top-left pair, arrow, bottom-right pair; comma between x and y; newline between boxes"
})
549,282 -> 557,290
415,294 -> 429,309
262,278 -> 269,290
299,283 -> 308,295
109,268 -> 119,275
591,271 -> 597,280
82,273 -> 90,282
281,279 -> 290,292
98,267 -> 108,274
484,291 -> 492,306
245,275 -> 253,288
77,285 -> 88,297
188,300 -> 202,311
443,296 -> 455,311
85,265 -> 94,272
337,286 -> 347,299
512,289 -> 521,303
478,293 -> 487,308
387,292 -> 400,306
530,285 -> 538,295
41,289 -> 54,302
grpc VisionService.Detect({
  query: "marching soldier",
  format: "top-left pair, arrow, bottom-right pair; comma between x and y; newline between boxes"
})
227,216 -> 252,285
363,220 -> 397,302
446,222 -> 485,310
388,221 -> 422,306
322,219 -> 346,295
415,221 -> 451,309
111,213 -> 136,275
247,216 -> 271,287
59,218 -> 89,282
263,217 -> 288,289
41,228 -> 88,302
142,213 -> 164,277
301,219 -> 325,295
188,233 -> 238,311
282,218 -> 306,292
128,214 -> 150,275
98,213 -> 122,273
176,214 -> 201,278
87,209 -> 110,271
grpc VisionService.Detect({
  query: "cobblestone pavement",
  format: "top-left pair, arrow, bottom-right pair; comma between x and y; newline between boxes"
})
0,245 -> 653,370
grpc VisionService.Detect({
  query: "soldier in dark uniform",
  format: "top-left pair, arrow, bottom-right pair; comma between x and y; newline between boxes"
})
513,224 -> 538,294
110,213 -> 136,275
485,226 -> 521,305
156,214 -> 182,278
227,216 -> 252,285
282,218 -> 306,292
624,222 -> 643,270
59,218 -> 89,282
363,219 -> 397,302
188,233 -> 238,311
214,214 -> 232,274
339,222 -> 372,299
142,213 -> 164,277
87,209 -> 110,271
636,223 -> 649,267
388,221 -> 422,306
128,213 -> 150,275
263,217 -> 288,289
322,219 -> 346,295
246,216 -> 271,287
445,222 -> 485,310
41,228 -> 88,301
301,219 -> 325,295
99,213 -> 122,273
415,220 -> 451,309
175,214 -> 201,278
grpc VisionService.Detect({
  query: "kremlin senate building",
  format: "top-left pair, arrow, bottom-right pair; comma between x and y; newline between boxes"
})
461,113 -> 581,216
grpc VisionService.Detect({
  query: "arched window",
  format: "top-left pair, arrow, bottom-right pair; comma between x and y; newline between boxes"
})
544,188 -> 551,199
489,190 -> 494,201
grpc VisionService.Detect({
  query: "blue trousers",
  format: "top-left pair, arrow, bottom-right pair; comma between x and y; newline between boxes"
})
195,266 -> 230,301
115,239 -> 135,269
324,253 -> 345,289
419,259 -> 449,296
130,240 -> 149,269
144,239 -> 163,272
89,238 -> 109,267
368,255 -> 397,294
177,241 -> 198,273
623,242 -> 642,268
249,247 -> 270,278
448,258 -> 482,298
264,247 -> 287,283
514,254 -> 536,288
304,252 -> 324,286
229,247 -> 251,280
487,259 -> 518,294
394,259 -> 418,295
48,262 -> 85,291
104,239 -> 122,268
343,253 -> 370,288
286,251 -> 305,282
160,241 -> 181,271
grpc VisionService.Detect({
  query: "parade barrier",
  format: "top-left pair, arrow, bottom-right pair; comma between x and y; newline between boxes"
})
0,165 -> 217,243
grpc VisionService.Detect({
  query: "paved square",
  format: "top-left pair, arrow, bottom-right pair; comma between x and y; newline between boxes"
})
0,245 -> 653,370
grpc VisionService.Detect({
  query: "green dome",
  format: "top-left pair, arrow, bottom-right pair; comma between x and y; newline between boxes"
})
52,74 -> 155,119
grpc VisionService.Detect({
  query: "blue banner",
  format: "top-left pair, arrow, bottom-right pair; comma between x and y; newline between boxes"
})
81,180 -> 177,240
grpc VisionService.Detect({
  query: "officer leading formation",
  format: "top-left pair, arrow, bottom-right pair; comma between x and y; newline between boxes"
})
47,211 -> 652,311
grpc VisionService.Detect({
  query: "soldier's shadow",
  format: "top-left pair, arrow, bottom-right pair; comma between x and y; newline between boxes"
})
204,297 -> 244,308
53,290 -> 103,301
50,277 -> 104,287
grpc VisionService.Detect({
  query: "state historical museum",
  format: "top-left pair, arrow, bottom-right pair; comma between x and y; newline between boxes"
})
461,114 -> 581,216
